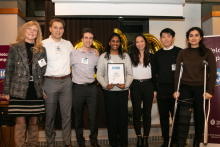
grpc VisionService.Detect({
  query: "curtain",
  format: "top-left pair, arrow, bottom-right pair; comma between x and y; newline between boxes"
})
44,1 -> 119,48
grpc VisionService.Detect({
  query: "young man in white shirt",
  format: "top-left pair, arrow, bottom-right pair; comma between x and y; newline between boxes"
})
43,18 -> 73,147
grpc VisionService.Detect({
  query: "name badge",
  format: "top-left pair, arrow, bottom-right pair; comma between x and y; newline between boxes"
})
56,46 -> 61,54
172,64 -> 176,71
38,58 -> 47,67
109,61 -> 114,63
81,58 -> 88,64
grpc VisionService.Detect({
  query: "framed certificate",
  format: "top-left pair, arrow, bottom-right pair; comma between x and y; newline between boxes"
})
107,63 -> 125,85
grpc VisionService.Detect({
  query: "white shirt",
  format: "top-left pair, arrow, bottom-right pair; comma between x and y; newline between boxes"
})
132,63 -> 152,79
163,45 -> 174,50
43,36 -> 74,76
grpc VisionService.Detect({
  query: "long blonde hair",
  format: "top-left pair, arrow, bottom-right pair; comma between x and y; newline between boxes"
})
10,21 -> 43,53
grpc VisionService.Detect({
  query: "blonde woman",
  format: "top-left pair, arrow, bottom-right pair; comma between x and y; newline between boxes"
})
3,21 -> 47,147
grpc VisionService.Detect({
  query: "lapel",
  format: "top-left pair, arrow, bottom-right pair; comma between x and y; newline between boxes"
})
32,51 -> 41,74
17,43 -> 29,73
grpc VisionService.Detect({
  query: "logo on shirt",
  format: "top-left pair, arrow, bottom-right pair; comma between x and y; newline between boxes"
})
112,67 -> 120,69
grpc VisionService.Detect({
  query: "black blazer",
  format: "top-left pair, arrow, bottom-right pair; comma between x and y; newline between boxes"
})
129,53 -> 156,91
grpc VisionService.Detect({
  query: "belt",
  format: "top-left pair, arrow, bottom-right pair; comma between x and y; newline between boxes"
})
73,82 -> 95,86
29,76 -> 34,82
45,74 -> 71,80
133,79 -> 151,82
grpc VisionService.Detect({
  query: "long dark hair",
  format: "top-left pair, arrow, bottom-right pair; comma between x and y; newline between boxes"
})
132,34 -> 151,67
186,27 -> 206,56
104,33 -> 124,60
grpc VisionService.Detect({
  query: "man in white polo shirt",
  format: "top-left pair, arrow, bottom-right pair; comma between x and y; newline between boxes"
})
43,18 -> 73,147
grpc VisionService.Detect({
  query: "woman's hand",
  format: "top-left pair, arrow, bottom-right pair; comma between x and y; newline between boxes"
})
173,92 -> 180,100
106,83 -> 114,90
4,95 -> 10,100
92,48 -> 99,57
203,92 -> 212,99
128,89 -> 131,99
117,84 -> 125,89
153,91 -> 157,101
43,88 -> 47,99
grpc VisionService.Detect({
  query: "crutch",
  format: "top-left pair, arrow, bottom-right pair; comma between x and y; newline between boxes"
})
168,62 -> 183,147
203,60 -> 211,147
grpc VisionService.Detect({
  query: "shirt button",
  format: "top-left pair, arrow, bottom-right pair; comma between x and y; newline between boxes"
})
18,62 -> 19,64
19,74 -> 20,76
39,76 -> 40,78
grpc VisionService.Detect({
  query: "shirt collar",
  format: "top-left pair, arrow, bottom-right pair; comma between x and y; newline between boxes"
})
163,45 -> 174,50
79,47 -> 93,53
48,35 -> 64,43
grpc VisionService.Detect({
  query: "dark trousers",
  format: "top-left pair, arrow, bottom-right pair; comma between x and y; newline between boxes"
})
103,89 -> 128,147
178,84 -> 204,145
130,80 -> 154,136
157,85 -> 179,143
72,84 -> 98,145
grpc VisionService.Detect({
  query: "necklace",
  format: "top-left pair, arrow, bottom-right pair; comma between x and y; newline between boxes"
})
25,42 -> 33,65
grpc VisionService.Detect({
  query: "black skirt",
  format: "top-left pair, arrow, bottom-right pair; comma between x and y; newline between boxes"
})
7,81 -> 45,117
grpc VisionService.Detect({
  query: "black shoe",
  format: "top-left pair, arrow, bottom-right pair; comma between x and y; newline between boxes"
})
170,142 -> 178,147
143,136 -> 148,147
161,141 -> 168,147
91,142 -> 101,147
177,145 -> 185,147
193,140 -> 200,147
79,144 -> 86,147
136,136 -> 142,147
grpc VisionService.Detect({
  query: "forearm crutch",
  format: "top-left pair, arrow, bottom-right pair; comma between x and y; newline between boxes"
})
168,62 -> 183,147
203,60 -> 210,147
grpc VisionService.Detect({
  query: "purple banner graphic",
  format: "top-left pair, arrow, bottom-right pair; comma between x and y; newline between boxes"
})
0,45 -> 9,99
203,36 -> 220,144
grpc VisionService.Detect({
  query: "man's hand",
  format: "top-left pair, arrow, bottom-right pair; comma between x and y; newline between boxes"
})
106,83 -> 114,90
173,92 -> 180,100
203,92 -> 212,99
117,84 -> 125,89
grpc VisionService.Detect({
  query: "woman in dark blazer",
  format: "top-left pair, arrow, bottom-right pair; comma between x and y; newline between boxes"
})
129,34 -> 156,147
3,21 -> 47,147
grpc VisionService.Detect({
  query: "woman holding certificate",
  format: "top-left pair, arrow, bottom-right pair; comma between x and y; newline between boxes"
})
129,34 -> 156,147
97,33 -> 134,147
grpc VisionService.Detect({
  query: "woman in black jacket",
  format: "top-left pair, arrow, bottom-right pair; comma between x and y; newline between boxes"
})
3,21 -> 47,147
129,34 -> 156,147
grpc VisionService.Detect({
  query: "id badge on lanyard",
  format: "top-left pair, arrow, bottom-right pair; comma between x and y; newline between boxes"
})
81,58 -> 88,64
56,46 -> 61,54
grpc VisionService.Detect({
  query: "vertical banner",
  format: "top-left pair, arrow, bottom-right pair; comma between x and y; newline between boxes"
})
0,45 -> 9,101
203,35 -> 220,145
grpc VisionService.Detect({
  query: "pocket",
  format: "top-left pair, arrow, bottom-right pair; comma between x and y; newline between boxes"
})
43,79 -> 54,104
